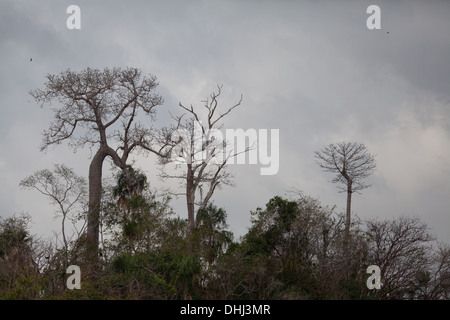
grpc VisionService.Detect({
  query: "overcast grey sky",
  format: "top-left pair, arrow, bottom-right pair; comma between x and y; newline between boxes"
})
1,0 -> 449,244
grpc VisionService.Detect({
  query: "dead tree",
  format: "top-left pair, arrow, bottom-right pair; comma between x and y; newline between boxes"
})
158,85 -> 247,244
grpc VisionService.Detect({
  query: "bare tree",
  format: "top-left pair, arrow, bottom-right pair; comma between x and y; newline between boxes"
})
427,243 -> 450,299
365,216 -> 434,299
314,142 -> 376,240
19,164 -> 87,257
157,85 -> 247,243
30,67 -> 164,258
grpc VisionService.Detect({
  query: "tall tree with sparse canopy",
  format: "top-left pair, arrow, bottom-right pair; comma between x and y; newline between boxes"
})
157,85 -> 247,244
30,67 -> 164,259
314,142 -> 376,240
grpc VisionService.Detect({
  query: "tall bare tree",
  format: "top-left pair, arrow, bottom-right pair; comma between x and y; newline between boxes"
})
30,67 -> 164,258
314,142 -> 376,240
157,85 -> 247,243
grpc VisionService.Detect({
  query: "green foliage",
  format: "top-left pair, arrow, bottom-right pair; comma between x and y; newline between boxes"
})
0,214 -> 44,299
113,167 -> 148,208
103,167 -> 176,254
3,180 -> 449,300
193,203 -> 233,264
0,272 -> 46,300
105,252 -> 176,299
0,215 -> 32,258
105,250 -> 203,299
211,195 -> 371,300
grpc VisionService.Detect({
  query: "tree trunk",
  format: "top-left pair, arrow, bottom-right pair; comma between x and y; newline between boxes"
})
344,180 -> 352,247
87,147 -> 107,259
186,164 -> 195,249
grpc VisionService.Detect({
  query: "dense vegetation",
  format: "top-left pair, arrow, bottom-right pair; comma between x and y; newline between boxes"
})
1,168 -> 449,300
